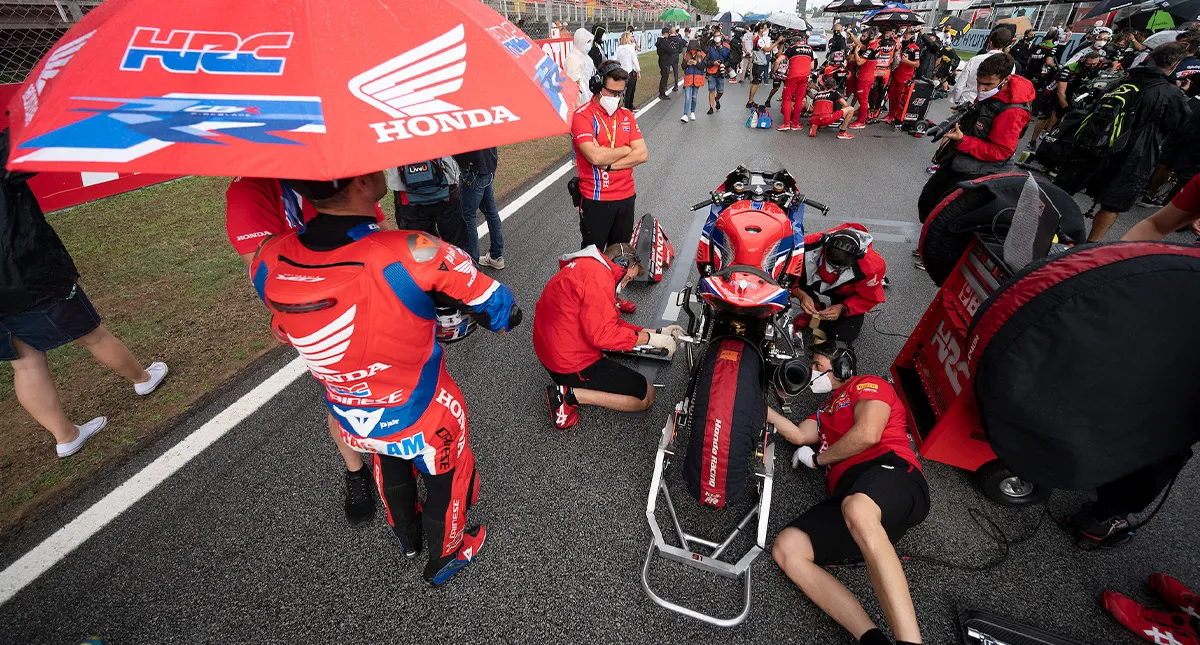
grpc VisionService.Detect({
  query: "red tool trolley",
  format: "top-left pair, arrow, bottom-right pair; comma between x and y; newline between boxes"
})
890,235 -> 1049,506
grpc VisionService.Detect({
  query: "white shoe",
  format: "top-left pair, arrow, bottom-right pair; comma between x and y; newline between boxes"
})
57,417 -> 107,458
134,361 -> 169,395
479,253 -> 506,270
681,114 -> 689,122
689,112 -> 697,121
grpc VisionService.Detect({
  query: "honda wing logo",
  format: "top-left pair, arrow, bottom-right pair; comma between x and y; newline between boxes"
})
22,30 -> 95,125
289,305 -> 356,375
332,405 -> 385,438
349,25 -> 520,143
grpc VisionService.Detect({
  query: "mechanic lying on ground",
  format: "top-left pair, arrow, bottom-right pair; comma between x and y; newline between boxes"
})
792,224 -> 886,343
252,172 -> 521,586
533,243 -> 682,429
769,341 -> 928,645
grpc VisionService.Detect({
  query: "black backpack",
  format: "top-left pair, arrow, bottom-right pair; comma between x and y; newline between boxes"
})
1070,82 -> 1143,155
400,159 -> 449,205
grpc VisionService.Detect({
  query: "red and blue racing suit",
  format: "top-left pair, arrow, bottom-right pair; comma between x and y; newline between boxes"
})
251,215 -> 518,572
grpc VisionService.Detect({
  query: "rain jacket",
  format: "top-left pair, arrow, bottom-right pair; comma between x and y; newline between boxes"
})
952,73 -> 1037,167
532,246 -> 644,374
566,28 -> 596,106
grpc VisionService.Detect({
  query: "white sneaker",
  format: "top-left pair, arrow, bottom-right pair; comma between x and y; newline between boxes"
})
681,114 -> 689,123
57,416 -> 107,458
134,361 -> 169,395
689,112 -> 697,121
479,253 -> 506,270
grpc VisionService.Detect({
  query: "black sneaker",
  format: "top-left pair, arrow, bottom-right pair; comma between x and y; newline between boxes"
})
707,107 -> 714,115
390,525 -> 423,560
1067,504 -> 1131,543
715,99 -> 721,110
745,101 -> 755,109
344,467 -> 376,526
659,94 -> 671,100
763,100 -> 772,109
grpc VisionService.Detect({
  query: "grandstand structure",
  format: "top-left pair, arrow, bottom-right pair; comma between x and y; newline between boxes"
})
0,0 -> 704,85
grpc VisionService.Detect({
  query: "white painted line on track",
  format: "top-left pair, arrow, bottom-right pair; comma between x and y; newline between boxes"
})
0,358 -> 309,606
3,85 -> 678,607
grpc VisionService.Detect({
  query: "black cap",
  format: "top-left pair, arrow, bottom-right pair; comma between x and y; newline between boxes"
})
286,177 -> 354,202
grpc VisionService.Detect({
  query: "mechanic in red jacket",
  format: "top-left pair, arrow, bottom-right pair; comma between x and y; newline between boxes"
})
792,224 -> 886,343
918,53 -> 1034,221
533,243 -> 681,429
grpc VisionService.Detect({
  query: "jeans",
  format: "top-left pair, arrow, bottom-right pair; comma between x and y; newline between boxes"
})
682,85 -> 699,115
459,171 -> 502,262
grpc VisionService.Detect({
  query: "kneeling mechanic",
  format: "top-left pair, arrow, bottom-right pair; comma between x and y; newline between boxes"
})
533,243 -> 682,429
770,341 -> 929,645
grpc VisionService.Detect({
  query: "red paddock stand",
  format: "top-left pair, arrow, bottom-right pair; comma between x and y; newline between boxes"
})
889,236 -> 1042,506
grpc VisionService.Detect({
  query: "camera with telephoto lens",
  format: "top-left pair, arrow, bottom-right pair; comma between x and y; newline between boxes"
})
926,102 -> 972,141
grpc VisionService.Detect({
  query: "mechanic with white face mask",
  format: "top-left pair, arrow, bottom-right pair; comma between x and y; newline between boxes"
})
792,224 -> 887,344
767,340 -> 929,645
569,60 -> 649,314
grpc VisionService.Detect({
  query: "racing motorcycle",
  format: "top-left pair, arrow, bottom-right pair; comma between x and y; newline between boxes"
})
641,163 -> 829,627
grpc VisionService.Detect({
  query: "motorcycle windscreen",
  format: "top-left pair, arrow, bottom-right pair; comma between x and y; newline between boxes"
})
684,337 -> 765,508
967,242 -> 1200,491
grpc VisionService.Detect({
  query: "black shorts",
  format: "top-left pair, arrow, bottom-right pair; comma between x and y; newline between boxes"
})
1033,92 -> 1068,120
0,284 -> 101,361
786,451 -> 930,565
547,356 -> 648,399
772,77 -> 784,90
752,63 -> 768,84
579,195 -> 636,250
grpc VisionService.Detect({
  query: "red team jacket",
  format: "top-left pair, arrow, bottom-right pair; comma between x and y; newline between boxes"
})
809,375 -> 921,492
252,226 -> 517,473
532,246 -> 644,374
799,223 -> 887,317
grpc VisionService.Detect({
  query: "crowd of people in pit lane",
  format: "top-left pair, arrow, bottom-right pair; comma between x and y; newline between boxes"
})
6,15 -> 1200,645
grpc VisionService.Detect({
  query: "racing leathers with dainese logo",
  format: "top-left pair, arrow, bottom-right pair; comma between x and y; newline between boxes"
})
251,171 -> 521,586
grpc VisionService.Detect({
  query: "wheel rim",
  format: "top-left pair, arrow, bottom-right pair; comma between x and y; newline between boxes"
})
999,476 -> 1036,499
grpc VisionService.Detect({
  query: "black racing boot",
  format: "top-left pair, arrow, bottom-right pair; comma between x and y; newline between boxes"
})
344,466 -> 376,526
390,521 -> 423,560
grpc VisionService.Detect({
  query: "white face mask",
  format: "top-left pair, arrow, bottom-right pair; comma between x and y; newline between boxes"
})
977,86 -> 1001,101
715,36 -> 722,43
1094,40 -> 1109,49
809,370 -> 834,394
599,95 -> 621,115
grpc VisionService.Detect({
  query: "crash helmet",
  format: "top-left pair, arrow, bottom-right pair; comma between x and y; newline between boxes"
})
830,50 -> 847,66
822,228 -> 870,270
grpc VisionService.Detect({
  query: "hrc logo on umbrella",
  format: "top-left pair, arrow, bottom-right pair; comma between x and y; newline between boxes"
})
120,27 -> 293,75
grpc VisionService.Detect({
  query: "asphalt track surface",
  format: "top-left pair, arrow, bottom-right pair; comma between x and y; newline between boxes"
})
2,90 -> 1198,645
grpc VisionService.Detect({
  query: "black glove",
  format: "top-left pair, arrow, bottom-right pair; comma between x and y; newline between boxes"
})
508,304 -> 523,330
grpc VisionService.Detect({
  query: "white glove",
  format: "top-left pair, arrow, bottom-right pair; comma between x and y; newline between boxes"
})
647,332 -> 678,358
660,324 -> 686,340
792,446 -> 818,470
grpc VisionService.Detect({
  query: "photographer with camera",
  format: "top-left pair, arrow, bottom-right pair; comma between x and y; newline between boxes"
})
705,29 -> 732,114
918,54 -> 1034,221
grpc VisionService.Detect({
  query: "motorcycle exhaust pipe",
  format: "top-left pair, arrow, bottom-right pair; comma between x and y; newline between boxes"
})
773,357 -> 812,398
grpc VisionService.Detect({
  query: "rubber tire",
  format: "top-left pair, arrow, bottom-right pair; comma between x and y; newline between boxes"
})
974,459 -> 1051,507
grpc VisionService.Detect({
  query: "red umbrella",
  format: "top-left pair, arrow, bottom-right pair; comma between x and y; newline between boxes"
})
6,0 -> 576,180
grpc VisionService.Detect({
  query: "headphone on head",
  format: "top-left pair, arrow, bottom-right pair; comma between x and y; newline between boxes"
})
815,340 -> 857,381
610,246 -> 642,271
590,60 -> 624,97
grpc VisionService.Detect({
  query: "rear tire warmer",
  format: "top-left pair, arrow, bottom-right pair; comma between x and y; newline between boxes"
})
683,336 -> 765,508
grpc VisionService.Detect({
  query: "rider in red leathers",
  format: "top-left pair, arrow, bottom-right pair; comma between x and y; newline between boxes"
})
251,172 -> 521,586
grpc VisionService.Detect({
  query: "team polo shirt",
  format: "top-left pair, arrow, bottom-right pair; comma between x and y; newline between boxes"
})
570,100 -> 643,201
1172,175 -> 1200,214
226,177 -> 385,256
808,375 -> 921,492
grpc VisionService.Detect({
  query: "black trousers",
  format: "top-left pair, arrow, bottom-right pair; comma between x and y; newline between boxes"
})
624,71 -> 639,111
816,313 -> 865,343
1093,448 -> 1193,518
394,187 -> 468,251
579,195 -> 636,249
659,59 -> 678,95
918,165 -> 980,223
